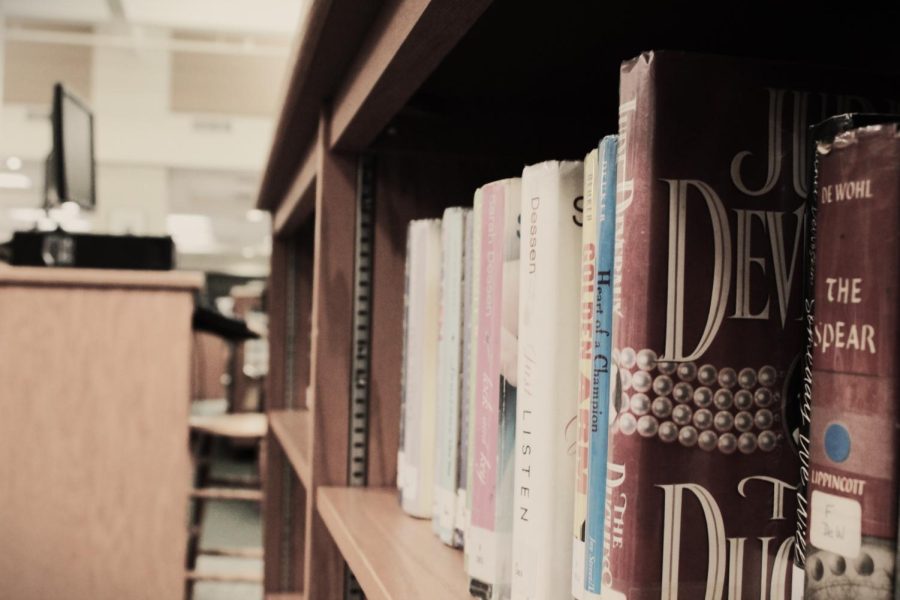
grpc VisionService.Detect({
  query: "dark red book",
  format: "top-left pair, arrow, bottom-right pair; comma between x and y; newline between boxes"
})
805,117 -> 900,599
605,51 -> 896,599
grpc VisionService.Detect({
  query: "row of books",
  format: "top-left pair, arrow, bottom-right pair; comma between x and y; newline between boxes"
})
397,49 -> 899,600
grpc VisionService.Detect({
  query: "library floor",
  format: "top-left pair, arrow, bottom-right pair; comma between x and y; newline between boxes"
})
195,455 -> 263,600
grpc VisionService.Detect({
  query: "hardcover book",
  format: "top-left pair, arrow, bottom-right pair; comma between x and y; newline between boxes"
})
584,135 -> 618,599
434,207 -> 471,545
468,178 -> 521,600
398,218 -> 442,519
512,161 -> 583,600
805,117 -> 900,600
605,51 -> 896,599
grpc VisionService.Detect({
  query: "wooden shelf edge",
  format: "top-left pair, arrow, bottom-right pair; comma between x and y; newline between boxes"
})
257,0 -> 381,210
0,266 -> 203,291
256,0 -> 329,211
266,593 -> 305,600
268,409 -> 312,488
329,0 -> 492,152
272,139 -> 318,238
317,487 -> 469,600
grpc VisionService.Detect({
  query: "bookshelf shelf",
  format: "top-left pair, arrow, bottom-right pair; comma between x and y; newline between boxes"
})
272,138 -> 317,237
317,487 -> 468,600
328,0 -> 491,152
268,409 -> 312,488
259,1 -> 900,598
256,0 -> 380,212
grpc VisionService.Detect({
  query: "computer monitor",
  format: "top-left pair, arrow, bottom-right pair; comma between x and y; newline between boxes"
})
45,82 -> 96,210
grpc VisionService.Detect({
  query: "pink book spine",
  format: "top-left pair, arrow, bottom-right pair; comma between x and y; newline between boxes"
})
472,183 -> 504,532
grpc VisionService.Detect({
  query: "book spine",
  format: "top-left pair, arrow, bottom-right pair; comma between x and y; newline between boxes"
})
795,114 -> 900,600
606,51 -> 813,599
399,221 -> 421,508
793,116 -> 822,600
572,149 -> 599,600
469,183 -> 505,593
457,209 -> 476,549
469,179 -> 521,600
400,219 -> 442,519
602,59 -> 644,593
495,180 -> 522,600
584,135 -> 618,598
805,121 -> 900,599
512,161 -> 583,600
398,222 -> 415,499
465,189 -> 484,573
434,207 -> 470,545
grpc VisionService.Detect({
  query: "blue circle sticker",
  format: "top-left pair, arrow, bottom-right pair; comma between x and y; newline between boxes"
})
824,423 -> 851,463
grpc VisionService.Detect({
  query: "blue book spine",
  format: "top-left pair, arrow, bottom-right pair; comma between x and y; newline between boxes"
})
584,135 -> 618,597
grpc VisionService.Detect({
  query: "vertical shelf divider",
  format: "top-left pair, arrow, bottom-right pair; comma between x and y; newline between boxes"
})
265,237 -> 309,595
304,108 -> 358,600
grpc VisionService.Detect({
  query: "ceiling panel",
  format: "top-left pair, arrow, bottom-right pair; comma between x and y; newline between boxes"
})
171,50 -> 287,117
4,38 -> 93,104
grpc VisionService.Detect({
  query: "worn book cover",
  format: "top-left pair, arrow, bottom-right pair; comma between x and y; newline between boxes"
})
805,117 -> 900,600
607,51 -> 897,599
795,114 -> 900,599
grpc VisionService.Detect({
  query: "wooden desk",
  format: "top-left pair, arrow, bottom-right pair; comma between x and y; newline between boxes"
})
0,267 -> 202,600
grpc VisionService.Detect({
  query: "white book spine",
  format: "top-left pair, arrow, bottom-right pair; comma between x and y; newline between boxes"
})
457,210 -> 476,549
464,189 -> 484,572
398,224 -> 414,498
512,161 -> 584,600
434,207 -> 470,545
400,219 -> 442,518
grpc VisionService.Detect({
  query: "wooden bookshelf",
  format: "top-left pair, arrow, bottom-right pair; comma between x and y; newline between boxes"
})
318,487 -> 468,600
272,140 -> 316,237
269,409 -> 312,488
258,1 -> 900,598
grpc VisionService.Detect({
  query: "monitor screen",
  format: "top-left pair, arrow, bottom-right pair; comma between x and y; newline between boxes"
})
50,83 -> 95,210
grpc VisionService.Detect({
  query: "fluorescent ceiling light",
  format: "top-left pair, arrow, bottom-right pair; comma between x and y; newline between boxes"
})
9,208 -> 46,221
166,213 -> 218,253
60,201 -> 81,215
2,0 -> 111,23
245,209 -> 266,223
8,208 -> 92,231
0,173 -> 32,190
